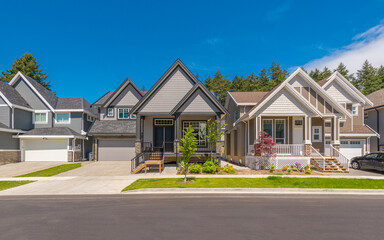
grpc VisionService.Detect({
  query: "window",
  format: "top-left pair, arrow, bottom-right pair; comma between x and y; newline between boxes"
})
341,141 -> 348,145
183,121 -> 207,146
364,112 -> 368,119
366,153 -> 378,159
263,120 -> 273,137
312,126 -> 322,142
325,122 -> 331,127
294,120 -> 303,126
350,141 -> 361,145
87,115 -> 94,122
234,111 -> 238,122
154,119 -> 174,126
107,108 -> 114,117
118,108 -> 131,119
275,120 -> 285,144
352,105 -> 358,116
56,113 -> 70,123
34,112 -> 47,124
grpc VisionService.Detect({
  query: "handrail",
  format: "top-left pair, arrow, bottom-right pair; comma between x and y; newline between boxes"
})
330,144 -> 350,171
310,146 -> 326,171
273,144 -> 304,155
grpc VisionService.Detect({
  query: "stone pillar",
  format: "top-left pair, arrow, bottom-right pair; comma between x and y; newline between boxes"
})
304,144 -> 311,156
174,113 -> 180,154
135,115 -> 142,154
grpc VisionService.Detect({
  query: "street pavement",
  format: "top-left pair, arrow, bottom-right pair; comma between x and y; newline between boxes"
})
0,194 -> 383,240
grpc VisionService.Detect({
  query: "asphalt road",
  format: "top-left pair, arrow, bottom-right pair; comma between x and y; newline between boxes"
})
1,194 -> 383,240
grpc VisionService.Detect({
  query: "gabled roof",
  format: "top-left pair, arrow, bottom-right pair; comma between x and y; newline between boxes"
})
0,81 -> 31,109
102,77 -> 143,108
88,120 -> 136,135
366,88 -> 384,109
321,72 -> 373,106
131,59 -> 200,114
92,91 -> 114,106
55,97 -> 92,112
169,83 -> 229,115
228,92 -> 269,105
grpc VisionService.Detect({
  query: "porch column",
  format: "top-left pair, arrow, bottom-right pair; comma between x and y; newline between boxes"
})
215,113 -> 222,154
332,116 -> 340,155
135,114 -> 142,155
255,116 -> 258,142
304,115 -> 311,156
174,113 -> 180,153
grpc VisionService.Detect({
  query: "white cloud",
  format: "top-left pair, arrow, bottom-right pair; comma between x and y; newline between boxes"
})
305,23 -> 384,73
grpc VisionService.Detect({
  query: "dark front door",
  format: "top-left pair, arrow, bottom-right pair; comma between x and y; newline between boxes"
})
154,126 -> 174,152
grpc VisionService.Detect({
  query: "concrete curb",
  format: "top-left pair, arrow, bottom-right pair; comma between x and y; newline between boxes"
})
124,188 -> 384,195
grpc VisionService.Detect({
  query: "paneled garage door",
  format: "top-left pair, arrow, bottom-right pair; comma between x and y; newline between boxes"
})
340,139 -> 364,160
23,139 -> 68,162
98,139 -> 135,161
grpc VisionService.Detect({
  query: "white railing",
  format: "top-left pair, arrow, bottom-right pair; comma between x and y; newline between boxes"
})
330,144 -> 350,171
310,146 -> 326,171
273,144 -> 304,156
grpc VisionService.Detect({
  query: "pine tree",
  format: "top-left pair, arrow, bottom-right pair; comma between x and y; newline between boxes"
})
204,75 -> 212,90
205,70 -> 231,105
334,62 -> 354,81
267,61 -> 288,89
196,72 -> 200,79
319,67 -> 332,80
309,68 -> 322,82
356,60 -> 379,95
231,75 -> 244,92
377,66 -> 384,90
0,53 -> 52,91
243,73 -> 257,91
257,68 -> 270,91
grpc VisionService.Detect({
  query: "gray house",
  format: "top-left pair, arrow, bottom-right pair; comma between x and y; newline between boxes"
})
0,72 -> 97,163
365,88 -> 384,152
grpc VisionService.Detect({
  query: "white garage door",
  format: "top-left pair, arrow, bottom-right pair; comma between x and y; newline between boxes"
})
340,139 -> 364,160
98,139 -> 135,161
23,139 -> 68,162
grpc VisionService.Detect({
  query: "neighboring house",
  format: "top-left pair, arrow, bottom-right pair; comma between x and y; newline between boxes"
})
0,72 -> 97,163
225,69 -> 376,171
365,88 -> 384,152
88,78 -> 144,161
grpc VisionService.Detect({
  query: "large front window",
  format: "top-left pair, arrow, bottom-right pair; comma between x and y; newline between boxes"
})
263,119 -> 273,137
118,108 -> 130,119
275,120 -> 285,144
183,121 -> 207,146
56,113 -> 70,123
34,112 -> 47,124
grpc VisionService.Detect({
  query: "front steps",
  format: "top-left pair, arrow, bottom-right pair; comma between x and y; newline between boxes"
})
311,158 -> 348,173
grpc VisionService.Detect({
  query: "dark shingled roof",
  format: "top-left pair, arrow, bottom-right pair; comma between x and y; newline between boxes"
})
0,81 -> 31,108
88,120 -> 136,135
0,122 -> 10,129
22,127 -> 83,137
55,97 -> 92,112
23,75 -> 58,108
92,91 -> 114,106
367,88 -> 384,108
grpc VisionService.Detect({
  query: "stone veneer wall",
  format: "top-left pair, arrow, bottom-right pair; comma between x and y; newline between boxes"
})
0,151 -> 21,165
67,150 -> 82,162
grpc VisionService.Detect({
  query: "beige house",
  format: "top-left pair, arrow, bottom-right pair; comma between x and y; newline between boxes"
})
224,68 -> 377,172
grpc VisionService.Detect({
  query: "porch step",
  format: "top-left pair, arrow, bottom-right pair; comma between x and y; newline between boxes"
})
131,164 -> 146,174
311,158 -> 348,173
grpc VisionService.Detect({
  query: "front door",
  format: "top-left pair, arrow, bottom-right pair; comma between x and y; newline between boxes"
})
292,117 -> 303,144
154,126 -> 174,152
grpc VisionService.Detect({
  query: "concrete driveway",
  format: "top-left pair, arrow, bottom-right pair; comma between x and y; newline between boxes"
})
0,162 -> 67,177
57,161 -> 133,176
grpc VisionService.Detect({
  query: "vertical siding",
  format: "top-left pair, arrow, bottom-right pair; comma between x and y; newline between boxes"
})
14,109 -> 33,130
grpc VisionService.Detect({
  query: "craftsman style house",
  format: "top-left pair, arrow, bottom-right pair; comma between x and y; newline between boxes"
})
365,88 -> 384,152
224,69 -> 376,172
0,72 -> 97,163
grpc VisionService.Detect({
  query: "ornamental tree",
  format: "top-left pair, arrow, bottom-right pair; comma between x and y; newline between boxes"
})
205,119 -> 226,160
251,131 -> 276,169
178,125 -> 198,182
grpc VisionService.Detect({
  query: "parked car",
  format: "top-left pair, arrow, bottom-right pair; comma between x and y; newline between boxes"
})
350,152 -> 384,171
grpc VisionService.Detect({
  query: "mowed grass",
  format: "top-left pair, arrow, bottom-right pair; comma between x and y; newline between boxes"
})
15,163 -> 82,177
122,177 -> 384,191
0,181 -> 34,191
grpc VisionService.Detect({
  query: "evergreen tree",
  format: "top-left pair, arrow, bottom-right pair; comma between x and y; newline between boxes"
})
205,70 -> 231,105
377,66 -> 384,90
243,72 -> 257,91
204,75 -> 212,90
256,69 -> 270,91
231,75 -> 244,92
334,62 -> 354,81
300,67 -> 308,73
196,72 -> 200,79
267,61 -> 288,89
309,68 -> 322,82
357,60 -> 380,95
319,67 -> 332,80
0,53 -> 52,91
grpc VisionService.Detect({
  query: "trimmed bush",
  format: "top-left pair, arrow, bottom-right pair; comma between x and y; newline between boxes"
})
189,163 -> 202,174
305,170 -> 311,174
269,164 -> 275,173
223,165 -> 236,174
202,161 -> 217,174
282,165 -> 289,171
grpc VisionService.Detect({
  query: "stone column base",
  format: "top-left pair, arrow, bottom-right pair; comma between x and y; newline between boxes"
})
135,141 -> 142,155
304,144 -> 311,156
0,151 -> 21,165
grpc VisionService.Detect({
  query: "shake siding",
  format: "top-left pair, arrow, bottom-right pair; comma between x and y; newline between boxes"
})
289,75 -> 310,88
139,67 -> 194,113
324,81 -> 355,103
13,78 -> 50,110
14,109 -> 33,130
110,85 -> 141,106
0,106 -> 11,127
178,89 -> 219,114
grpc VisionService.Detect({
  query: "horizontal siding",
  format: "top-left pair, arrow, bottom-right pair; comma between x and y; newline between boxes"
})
110,84 -> 142,107
178,89 -> 219,114
324,81 -> 355,103
0,132 -> 19,149
54,112 -> 82,133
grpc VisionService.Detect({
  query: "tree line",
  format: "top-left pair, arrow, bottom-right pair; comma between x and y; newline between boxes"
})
203,60 -> 384,104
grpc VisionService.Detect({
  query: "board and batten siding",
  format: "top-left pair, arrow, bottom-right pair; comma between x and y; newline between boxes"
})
14,109 -> 33,130
0,106 -> 11,127
177,89 -> 219,114
110,84 -> 142,107
138,67 -> 194,113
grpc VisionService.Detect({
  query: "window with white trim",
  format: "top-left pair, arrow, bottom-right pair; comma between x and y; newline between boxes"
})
275,119 -> 285,144
352,105 -> 358,116
154,119 -> 174,126
34,112 -> 47,124
107,108 -> 114,117
341,141 -> 348,145
118,108 -> 131,119
183,121 -> 207,146
263,120 -> 273,137
350,141 -> 361,145
312,126 -> 322,142
56,113 -> 70,123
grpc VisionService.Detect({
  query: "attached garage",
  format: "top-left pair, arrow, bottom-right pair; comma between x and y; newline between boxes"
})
98,138 -> 135,161
340,139 -> 364,160
22,139 -> 69,162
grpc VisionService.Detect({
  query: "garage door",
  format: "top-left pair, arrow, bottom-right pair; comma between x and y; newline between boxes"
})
23,139 -> 68,162
340,139 -> 364,160
98,139 -> 135,161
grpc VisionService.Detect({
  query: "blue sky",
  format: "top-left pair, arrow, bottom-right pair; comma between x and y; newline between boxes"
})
1,0 -> 384,103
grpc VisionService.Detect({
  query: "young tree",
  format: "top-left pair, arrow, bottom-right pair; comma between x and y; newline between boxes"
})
268,61 -> 288,89
204,119 -> 226,160
0,53 -> 53,92
178,125 -> 198,182
251,131 -> 276,169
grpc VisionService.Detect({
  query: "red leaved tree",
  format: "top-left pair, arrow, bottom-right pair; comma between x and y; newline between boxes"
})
251,131 -> 276,169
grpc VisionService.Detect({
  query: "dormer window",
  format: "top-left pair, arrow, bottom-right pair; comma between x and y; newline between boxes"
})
107,108 -> 114,117
118,108 -> 131,119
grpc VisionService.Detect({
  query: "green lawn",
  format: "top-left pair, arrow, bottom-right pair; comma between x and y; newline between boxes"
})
0,181 -> 34,191
122,177 -> 384,191
15,163 -> 81,177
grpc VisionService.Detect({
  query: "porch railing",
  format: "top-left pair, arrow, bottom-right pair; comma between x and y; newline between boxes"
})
310,146 -> 326,171
273,144 -> 304,156
330,144 -> 350,171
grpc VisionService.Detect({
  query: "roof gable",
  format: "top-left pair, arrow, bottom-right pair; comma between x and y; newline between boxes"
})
103,78 -> 143,107
93,91 -> 114,106
0,81 -> 31,109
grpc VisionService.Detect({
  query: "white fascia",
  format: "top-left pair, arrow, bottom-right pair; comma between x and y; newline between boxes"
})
15,135 -> 86,139
0,128 -> 25,133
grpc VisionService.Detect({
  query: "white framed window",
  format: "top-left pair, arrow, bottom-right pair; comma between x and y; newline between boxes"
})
155,119 -> 174,126
183,121 -> 207,146
118,108 -> 131,119
350,140 -> 361,145
56,113 -> 70,123
33,112 -> 48,124
312,126 -> 322,142
352,105 -> 358,116
275,119 -> 285,144
107,108 -> 114,117
341,140 -> 348,145
263,119 -> 273,137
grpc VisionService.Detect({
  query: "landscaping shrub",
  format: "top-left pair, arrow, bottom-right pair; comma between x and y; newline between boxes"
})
304,164 -> 310,171
203,161 -> 217,174
282,165 -> 289,171
223,165 -> 236,174
292,167 -> 298,171
189,163 -> 202,174
269,164 -> 275,173
305,170 -> 311,174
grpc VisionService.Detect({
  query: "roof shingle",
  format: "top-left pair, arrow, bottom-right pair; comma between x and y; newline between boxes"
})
0,81 -> 30,108
88,120 -> 136,135
229,92 -> 269,104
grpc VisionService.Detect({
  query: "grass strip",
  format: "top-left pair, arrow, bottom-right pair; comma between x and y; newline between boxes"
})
0,181 -> 34,191
15,163 -> 81,177
123,177 -> 384,191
